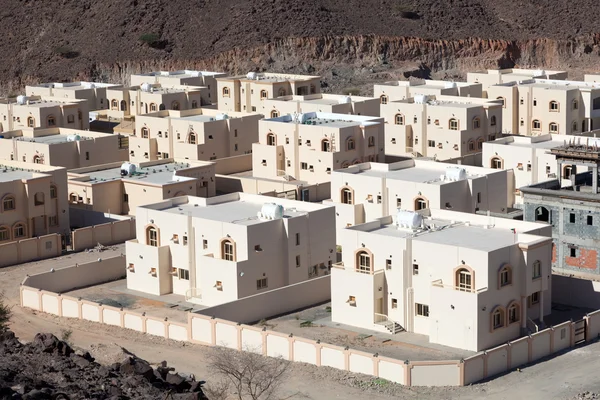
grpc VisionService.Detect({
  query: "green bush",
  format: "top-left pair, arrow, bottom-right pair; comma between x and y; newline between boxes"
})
0,293 -> 11,333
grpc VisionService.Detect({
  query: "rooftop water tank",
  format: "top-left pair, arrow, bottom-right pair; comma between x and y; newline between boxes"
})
414,94 -> 428,104
396,210 -> 423,229
258,203 -> 284,220
82,82 -> 95,89
215,113 -> 229,120
140,82 -> 153,92
338,96 -> 352,104
444,82 -> 458,89
66,134 -> 81,142
16,95 -> 28,105
533,69 -> 546,77
445,167 -> 467,181
247,72 -> 258,80
120,162 -> 137,177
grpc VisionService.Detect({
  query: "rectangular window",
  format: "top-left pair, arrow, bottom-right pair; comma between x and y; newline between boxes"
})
183,236 -> 188,245
533,261 -> 541,279
128,263 -> 135,273
386,259 -> 392,270
85,151 -> 90,160
396,198 -> 401,208
570,213 -> 576,223
50,186 -> 57,199
234,144 -> 238,151
376,195 -> 382,204
203,239 -> 208,249
570,247 -> 577,257
530,292 -> 540,305
48,215 -> 58,226
123,193 -> 129,203
285,137 -> 290,144
215,280 -> 223,290
257,278 -> 268,290
413,264 -> 419,275
428,140 -> 435,148
546,166 -> 551,174
172,234 -> 179,244
295,233 -> 300,246
301,162 -> 308,170
178,269 -> 190,280
296,255 -> 301,268
234,129 -> 238,137
416,303 -> 429,317
477,192 -> 481,203
391,298 -> 398,309
588,215 -> 593,226
347,295 -> 356,306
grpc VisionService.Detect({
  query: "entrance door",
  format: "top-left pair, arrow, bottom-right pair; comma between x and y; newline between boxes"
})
300,189 -> 310,202
376,298 -> 383,315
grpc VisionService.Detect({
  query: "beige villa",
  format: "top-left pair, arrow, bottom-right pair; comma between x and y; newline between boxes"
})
67,160 -> 216,216
130,108 -> 262,163
217,72 -> 321,113
326,160 -> 514,231
374,79 -> 483,103
258,93 -> 380,118
332,208 -> 552,351
125,193 -> 336,306
381,95 -> 503,161
467,69 -> 568,95
26,82 -> 123,111
0,96 -> 90,132
0,128 -> 128,169
0,161 -> 70,243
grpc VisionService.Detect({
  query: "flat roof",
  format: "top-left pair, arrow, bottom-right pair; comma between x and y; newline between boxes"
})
130,86 -> 202,94
267,112 -> 381,127
11,134 -> 93,145
0,168 -> 36,182
488,134 -> 600,150
175,114 -> 217,123
83,162 -> 196,185
135,70 -> 224,77
30,82 -> 120,90
224,73 -> 320,83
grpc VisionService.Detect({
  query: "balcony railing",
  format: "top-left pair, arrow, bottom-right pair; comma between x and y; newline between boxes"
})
431,279 -> 487,293
185,288 -> 202,301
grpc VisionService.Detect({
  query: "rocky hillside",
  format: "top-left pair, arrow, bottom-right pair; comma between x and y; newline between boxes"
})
2,0 -> 600,93
0,330 -> 207,399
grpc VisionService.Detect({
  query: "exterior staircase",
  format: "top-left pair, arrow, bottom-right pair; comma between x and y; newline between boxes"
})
374,313 -> 404,334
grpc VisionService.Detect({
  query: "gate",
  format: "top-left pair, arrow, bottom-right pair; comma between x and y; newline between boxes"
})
573,318 -> 586,344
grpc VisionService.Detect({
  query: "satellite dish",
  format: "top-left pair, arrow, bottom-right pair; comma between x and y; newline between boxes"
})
240,272 -> 244,277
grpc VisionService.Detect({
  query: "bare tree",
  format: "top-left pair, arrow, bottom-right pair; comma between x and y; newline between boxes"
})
207,347 -> 293,400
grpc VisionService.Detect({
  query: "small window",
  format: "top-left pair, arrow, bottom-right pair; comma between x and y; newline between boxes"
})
533,99 -> 537,106
570,213 -> 576,223
215,280 -> 223,290
48,215 -> 58,226
546,166 -> 551,174
172,234 -> 179,244
368,136 -> 375,147
301,162 -> 308,170
588,215 -> 593,226
394,114 -> 404,125
296,255 -> 301,268
123,193 -> 129,203
449,118 -> 458,130
477,192 -> 481,203
183,236 -> 188,245
0,227 -> 9,242
34,192 -> 44,206
532,260 -> 541,279
376,195 -> 382,204
203,239 -> 208,249
380,95 -> 388,105
532,120 -> 541,131
347,295 -> 356,306
530,292 -> 540,305
549,100 -> 559,112
295,233 -> 300,246
67,115 -> 74,123
416,303 -> 429,317
50,185 -> 57,199
492,308 -> 505,329
428,140 -> 435,148
396,198 -> 401,208
570,247 -> 577,258
500,265 -> 511,287
412,264 -> 419,275
254,245 -> 263,252
128,263 -> 135,273
85,151 -> 90,161
391,298 -> 398,309
257,278 -> 268,290
386,259 -> 392,270
178,269 -> 190,280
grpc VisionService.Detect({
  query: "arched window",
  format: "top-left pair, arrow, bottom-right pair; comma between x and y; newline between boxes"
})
414,196 -> 428,211
188,131 -> 197,145
467,139 -> 475,152
491,306 -> 506,330
191,100 -> 198,109
266,133 -> 276,146
356,250 -> 372,274
150,103 -> 157,112
111,99 -> 118,110
12,222 -> 25,239
260,90 -> 268,99
499,264 -> 512,287
50,185 -> 57,199
1,195 -> 15,211
341,161 -> 350,169
532,120 -> 541,130
120,100 -> 127,111
47,115 -> 56,127
69,193 -> 79,203
278,88 -> 286,97
34,192 -> 44,206
146,226 -> 159,247
449,118 -> 458,130
490,115 -> 497,126
380,95 -> 388,105
490,156 -> 503,169
472,117 -> 481,129
394,114 -> 404,125
321,139 -> 331,152
507,301 -> 520,324
27,116 -> 35,127
496,97 -> 505,107
549,100 -> 559,112
159,104 -> 166,111
477,137 -> 484,150
535,206 -> 550,222
171,101 -> 180,110
78,111 -> 82,120
32,155 -> 43,164
572,99 -> 579,110
341,187 -> 353,204
270,110 -> 280,118
549,122 -> 558,133
0,226 -> 9,242
572,121 -> 578,133
352,159 -> 361,165
368,136 -> 375,147
455,267 -> 474,292
222,87 -> 230,98
141,127 -> 149,138
346,138 -> 355,151
221,239 -> 235,261
563,164 -> 576,179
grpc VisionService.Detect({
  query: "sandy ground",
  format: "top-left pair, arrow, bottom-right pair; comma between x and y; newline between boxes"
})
4,248 -> 600,399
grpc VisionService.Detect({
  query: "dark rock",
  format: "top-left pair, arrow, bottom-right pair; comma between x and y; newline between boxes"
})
71,354 -> 92,369
22,389 -> 52,400
32,333 -> 72,357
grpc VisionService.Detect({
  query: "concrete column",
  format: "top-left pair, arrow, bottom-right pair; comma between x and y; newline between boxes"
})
521,296 -> 527,330
540,291 -> 544,324
593,165 -> 598,194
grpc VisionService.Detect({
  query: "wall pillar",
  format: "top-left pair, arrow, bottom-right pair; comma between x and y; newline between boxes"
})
262,330 -> 268,356
210,319 -> 217,346
236,325 -> 243,351
77,299 -> 83,319
482,352 -> 489,379
289,337 -> 295,361
550,327 -> 555,353
98,305 -> 104,324
521,295 -> 527,330
37,289 -> 43,311
119,309 -> 125,328
527,336 -> 533,362
373,356 -> 379,377
458,361 -> 465,386
540,291 -> 545,324
404,363 -> 412,387
343,350 -> 350,371
315,344 -> 322,367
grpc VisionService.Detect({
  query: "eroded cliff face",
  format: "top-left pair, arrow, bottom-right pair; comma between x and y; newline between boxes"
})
8,34 -> 600,94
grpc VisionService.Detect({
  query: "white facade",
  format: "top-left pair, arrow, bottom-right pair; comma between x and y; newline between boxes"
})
374,79 -> 483,103
326,160 -> 514,231
258,93 -> 380,117
331,209 -> 553,351
467,69 -> 568,95
126,193 -> 336,306
26,82 -> 123,111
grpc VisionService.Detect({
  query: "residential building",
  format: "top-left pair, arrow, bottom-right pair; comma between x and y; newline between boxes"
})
0,128 -> 128,169
381,95 -> 503,160
102,83 -> 208,119
467,69 -> 568,95
0,161 -> 70,243
486,79 -> 600,135
326,160 -> 513,231
125,193 -> 336,306
521,141 -> 600,278
26,82 -> 123,111
332,208 -> 552,351
67,160 -> 216,216
130,70 -> 227,105
217,72 -> 321,113
374,79 -> 483,103
0,96 -> 89,131
585,74 -> 600,83
482,134 -> 598,203
130,108 -> 262,163
258,93 -> 380,118
252,112 -> 385,185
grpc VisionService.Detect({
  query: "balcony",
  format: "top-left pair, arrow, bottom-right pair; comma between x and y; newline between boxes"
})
431,279 -> 487,293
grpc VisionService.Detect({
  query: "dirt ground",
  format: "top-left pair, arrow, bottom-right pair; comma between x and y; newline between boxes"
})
5,248 -> 600,399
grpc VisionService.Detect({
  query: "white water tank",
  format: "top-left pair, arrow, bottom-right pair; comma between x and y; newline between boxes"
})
258,203 -> 284,220
16,95 -> 28,105
444,82 -> 458,89
120,162 -> 137,177
82,82 -> 95,89
533,69 -> 546,78
338,96 -> 352,104
66,134 -> 81,142
215,113 -> 229,120
445,167 -> 467,181
414,94 -> 428,104
247,72 -> 258,80
396,210 -> 423,229
141,82 -> 153,92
